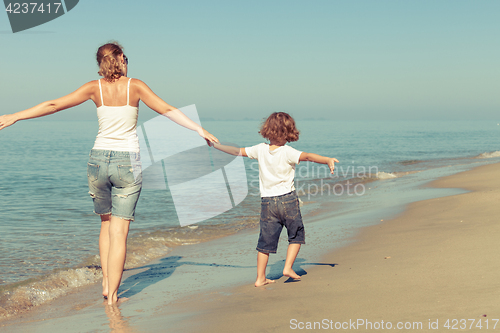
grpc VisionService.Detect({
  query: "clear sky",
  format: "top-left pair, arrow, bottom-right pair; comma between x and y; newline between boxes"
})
0,0 -> 498,121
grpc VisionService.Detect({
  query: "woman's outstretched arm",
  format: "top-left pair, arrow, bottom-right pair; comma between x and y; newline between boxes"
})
135,79 -> 219,144
0,82 -> 95,131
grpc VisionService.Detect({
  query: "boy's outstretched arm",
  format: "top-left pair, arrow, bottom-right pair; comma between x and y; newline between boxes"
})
212,143 -> 248,157
299,152 -> 339,174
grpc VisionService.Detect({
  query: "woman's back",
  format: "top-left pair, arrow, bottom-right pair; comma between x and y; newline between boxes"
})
96,76 -> 139,107
93,77 -> 140,152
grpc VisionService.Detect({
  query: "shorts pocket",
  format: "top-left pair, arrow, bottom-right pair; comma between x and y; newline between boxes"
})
260,201 -> 271,222
283,198 -> 299,219
87,163 -> 99,182
118,164 -> 142,184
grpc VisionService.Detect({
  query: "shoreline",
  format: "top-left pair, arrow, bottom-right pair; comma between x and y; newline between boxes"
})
2,161 -> 499,332
154,162 -> 500,332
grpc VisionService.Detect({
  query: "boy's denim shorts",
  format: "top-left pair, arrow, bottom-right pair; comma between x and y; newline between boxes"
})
256,191 -> 305,254
87,149 -> 142,221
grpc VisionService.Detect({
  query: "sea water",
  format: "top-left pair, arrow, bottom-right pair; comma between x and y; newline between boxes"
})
0,118 -> 499,317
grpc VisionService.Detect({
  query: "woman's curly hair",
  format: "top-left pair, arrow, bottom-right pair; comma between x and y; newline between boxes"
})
259,112 -> 300,143
96,42 -> 125,82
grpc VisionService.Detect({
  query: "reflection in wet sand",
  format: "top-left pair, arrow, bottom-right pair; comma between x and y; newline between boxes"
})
104,301 -> 134,333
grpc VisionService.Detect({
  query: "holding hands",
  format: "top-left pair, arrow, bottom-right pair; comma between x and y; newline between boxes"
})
198,128 -> 219,146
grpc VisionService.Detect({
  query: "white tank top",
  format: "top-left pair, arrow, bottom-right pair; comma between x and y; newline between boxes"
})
92,78 -> 140,152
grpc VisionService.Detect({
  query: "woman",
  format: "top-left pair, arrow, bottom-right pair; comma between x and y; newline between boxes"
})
0,42 -> 219,305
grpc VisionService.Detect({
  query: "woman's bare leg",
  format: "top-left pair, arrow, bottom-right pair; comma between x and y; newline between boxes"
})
107,216 -> 130,305
99,214 -> 111,298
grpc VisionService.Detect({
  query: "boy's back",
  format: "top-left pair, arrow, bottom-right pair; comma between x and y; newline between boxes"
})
245,142 -> 302,198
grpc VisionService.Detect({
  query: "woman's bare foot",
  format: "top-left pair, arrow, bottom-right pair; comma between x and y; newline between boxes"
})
104,297 -> 129,306
283,268 -> 301,280
255,278 -> 275,287
107,295 -> 129,305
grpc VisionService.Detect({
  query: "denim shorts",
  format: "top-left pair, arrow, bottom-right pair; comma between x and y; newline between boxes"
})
256,191 -> 305,254
87,149 -> 142,221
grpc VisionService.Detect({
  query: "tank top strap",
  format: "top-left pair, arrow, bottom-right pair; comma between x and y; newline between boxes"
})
127,78 -> 132,106
98,79 -> 105,106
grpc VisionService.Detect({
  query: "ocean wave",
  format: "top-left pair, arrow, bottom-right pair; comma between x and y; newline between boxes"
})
375,172 -> 398,180
476,151 -> 500,159
375,171 -> 421,179
0,266 -> 101,319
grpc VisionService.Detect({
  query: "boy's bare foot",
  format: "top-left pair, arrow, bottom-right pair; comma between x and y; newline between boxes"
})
283,268 -> 301,280
255,278 -> 275,287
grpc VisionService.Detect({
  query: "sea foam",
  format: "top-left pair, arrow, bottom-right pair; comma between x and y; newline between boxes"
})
376,172 -> 398,180
0,266 -> 101,319
476,151 -> 500,159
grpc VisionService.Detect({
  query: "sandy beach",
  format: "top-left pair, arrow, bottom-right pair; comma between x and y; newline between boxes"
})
2,162 -> 499,332
165,162 -> 500,332
1,0 -> 498,331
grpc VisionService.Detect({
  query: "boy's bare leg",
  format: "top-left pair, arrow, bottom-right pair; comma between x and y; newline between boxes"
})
283,243 -> 301,279
255,252 -> 275,287
99,214 -> 111,298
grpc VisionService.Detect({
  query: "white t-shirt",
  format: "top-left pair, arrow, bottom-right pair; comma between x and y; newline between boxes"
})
245,143 -> 302,197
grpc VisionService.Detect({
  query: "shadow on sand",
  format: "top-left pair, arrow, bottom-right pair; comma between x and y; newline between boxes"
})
119,256 -> 337,298
119,256 -> 253,298
267,258 -> 337,283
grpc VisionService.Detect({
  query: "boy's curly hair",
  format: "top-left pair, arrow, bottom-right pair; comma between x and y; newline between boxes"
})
259,112 -> 300,143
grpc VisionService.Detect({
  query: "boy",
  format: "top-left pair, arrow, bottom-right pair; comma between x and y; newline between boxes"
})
213,112 -> 338,287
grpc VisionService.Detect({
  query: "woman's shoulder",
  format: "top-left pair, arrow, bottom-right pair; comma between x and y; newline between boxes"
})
84,79 -> 100,86
75,80 -> 99,92
128,77 -> 144,84
128,78 -> 149,90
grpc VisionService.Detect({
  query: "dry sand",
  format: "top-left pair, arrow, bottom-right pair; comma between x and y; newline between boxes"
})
164,162 -> 500,332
